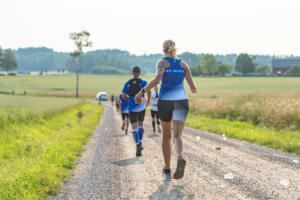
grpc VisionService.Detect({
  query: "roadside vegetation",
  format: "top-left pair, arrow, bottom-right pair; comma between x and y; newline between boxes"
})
0,102 -> 104,199
186,114 -> 300,154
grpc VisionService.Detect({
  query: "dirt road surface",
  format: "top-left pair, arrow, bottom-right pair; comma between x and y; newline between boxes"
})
55,102 -> 300,200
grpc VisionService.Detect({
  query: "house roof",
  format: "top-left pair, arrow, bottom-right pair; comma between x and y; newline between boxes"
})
272,59 -> 300,68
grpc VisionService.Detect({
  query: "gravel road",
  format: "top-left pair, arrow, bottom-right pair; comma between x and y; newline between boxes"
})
55,102 -> 300,200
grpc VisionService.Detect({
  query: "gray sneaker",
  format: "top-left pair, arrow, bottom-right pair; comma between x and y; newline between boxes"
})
162,168 -> 172,180
157,126 -> 161,133
173,157 -> 186,179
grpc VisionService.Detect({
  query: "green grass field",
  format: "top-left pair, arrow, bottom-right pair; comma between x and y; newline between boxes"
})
1,75 -> 300,97
0,103 -> 104,199
0,94 -> 82,113
2,75 -> 300,129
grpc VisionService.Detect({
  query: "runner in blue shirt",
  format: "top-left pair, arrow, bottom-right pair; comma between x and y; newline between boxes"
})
135,40 -> 197,180
118,93 -> 129,134
122,66 -> 150,156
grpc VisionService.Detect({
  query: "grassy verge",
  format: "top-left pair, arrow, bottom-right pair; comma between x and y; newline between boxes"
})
186,114 -> 300,154
0,103 -> 104,199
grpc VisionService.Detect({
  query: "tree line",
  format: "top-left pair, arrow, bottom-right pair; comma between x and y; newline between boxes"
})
2,46 -> 300,76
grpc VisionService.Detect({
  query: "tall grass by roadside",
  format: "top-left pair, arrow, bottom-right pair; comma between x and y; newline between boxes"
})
0,103 -> 104,199
186,114 -> 300,154
189,91 -> 300,130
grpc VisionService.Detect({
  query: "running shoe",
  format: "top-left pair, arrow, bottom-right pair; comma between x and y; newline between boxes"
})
136,144 -> 142,157
162,168 -> 172,180
125,129 -> 128,135
121,123 -> 125,130
153,130 -> 156,135
140,142 -> 144,150
173,157 -> 186,179
157,126 -> 161,133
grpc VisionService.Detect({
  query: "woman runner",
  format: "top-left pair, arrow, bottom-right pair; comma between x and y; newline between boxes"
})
150,86 -> 161,135
135,40 -> 197,180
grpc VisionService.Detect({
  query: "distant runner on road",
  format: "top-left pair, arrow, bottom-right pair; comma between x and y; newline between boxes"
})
111,94 -> 115,106
118,93 -> 129,134
150,86 -> 161,135
122,66 -> 150,156
135,40 -> 197,180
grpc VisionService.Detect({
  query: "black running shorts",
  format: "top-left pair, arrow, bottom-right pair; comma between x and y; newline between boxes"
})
129,110 -> 146,123
121,113 -> 129,120
158,99 -> 189,122
151,110 -> 159,119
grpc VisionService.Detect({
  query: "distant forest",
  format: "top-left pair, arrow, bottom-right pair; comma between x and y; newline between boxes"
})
11,47 -> 300,74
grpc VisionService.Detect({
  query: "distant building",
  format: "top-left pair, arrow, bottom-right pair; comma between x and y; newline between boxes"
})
272,59 -> 300,75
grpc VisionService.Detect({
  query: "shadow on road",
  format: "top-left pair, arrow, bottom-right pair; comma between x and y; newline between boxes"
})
112,157 -> 144,167
113,134 -> 127,137
149,180 -> 195,200
148,134 -> 159,138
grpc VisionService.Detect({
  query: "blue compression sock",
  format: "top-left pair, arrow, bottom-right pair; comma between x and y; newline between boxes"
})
138,127 -> 144,142
132,129 -> 139,145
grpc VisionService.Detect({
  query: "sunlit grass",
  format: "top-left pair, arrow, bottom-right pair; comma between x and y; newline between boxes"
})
186,114 -> 300,154
0,103 -> 104,199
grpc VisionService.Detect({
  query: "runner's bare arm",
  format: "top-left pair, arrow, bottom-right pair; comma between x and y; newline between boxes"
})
146,90 -> 151,107
180,61 -> 197,93
122,93 -> 129,100
134,59 -> 167,101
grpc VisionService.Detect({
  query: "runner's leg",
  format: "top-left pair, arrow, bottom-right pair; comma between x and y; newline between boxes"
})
161,121 -> 172,170
138,110 -> 145,142
125,114 -> 129,134
121,113 -> 125,130
156,112 -> 161,132
173,120 -> 184,158
151,110 -> 156,133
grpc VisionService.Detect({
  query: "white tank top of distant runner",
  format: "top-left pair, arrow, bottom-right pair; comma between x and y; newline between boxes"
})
150,91 -> 159,111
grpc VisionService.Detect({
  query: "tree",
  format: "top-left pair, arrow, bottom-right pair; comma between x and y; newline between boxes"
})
286,65 -> 300,76
69,30 -> 92,97
0,46 -> 3,69
1,49 -> 18,73
190,66 -> 202,76
217,62 -> 232,76
199,54 -> 218,76
235,53 -> 256,75
256,64 -> 270,75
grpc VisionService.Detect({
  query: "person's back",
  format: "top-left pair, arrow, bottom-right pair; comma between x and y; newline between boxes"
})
159,56 -> 187,101
122,66 -> 150,156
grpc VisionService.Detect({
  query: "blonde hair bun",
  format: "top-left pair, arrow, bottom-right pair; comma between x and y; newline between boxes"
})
163,40 -> 177,59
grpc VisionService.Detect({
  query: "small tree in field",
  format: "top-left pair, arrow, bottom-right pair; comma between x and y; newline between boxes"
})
256,64 -> 270,75
1,49 -> 18,73
199,54 -> 218,76
0,47 -> 3,69
217,62 -> 232,76
286,65 -> 300,76
69,30 -> 92,97
235,53 -> 255,76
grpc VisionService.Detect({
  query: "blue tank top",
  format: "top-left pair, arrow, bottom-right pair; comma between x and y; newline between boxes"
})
159,57 -> 188,100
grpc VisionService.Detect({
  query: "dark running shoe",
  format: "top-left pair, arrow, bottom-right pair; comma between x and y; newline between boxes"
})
140,142 -> 144,150
173,157 -> 186,179
162,168 -> 172,180
136,144 -> 142,157
125,129 -> 128,135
